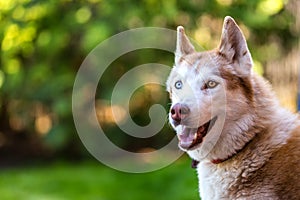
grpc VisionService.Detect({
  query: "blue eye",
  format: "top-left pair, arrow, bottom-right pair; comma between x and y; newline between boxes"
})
175,80 -> 183,89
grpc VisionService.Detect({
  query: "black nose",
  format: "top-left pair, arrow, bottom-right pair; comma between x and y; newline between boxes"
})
170,103 -> 190,124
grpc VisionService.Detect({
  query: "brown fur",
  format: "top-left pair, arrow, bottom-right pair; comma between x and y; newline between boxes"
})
263,127 -> 300,199
225,126 -> 300,199
219,65 -> 254,103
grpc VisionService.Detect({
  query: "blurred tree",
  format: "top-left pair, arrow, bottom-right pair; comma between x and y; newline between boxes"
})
0,0 -> 298,163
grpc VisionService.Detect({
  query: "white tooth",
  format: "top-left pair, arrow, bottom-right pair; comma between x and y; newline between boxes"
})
194,133 -> 197,140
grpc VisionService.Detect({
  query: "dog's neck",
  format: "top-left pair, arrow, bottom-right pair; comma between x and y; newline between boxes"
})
191,122 -> 260,168
191,143 -> 248,168
211,136 -> 254,164
191,136 -> 254,168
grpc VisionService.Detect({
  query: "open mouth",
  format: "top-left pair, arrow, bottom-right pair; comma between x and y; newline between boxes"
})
178,116 -> 217,150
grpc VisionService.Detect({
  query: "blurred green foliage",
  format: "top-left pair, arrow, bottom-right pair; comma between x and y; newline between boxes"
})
0,0 -> 298,159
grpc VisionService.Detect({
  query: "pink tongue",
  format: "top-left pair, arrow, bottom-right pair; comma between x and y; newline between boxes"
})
178,127 -> 197,149
179,125 -> 206,149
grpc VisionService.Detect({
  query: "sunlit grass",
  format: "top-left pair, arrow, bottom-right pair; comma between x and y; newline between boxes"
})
0,157 -> 199,200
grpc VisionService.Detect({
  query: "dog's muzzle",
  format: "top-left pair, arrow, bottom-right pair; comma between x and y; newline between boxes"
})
170,103 -> 217,150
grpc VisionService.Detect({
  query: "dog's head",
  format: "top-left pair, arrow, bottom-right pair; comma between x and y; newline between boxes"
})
166,16 -> 254,161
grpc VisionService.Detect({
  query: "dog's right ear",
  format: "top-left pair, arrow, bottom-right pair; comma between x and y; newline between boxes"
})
175,26 -> 195,65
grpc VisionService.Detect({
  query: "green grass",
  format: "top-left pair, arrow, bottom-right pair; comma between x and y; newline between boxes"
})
0,157 -> 199,200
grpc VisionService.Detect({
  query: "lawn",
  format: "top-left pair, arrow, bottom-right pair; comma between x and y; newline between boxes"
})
0,156 -> 199,200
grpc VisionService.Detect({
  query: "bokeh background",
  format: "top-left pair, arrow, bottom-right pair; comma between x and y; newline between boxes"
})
0,0 -> 299,199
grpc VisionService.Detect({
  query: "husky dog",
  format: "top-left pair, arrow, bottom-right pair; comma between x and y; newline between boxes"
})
166,16 -> 300,199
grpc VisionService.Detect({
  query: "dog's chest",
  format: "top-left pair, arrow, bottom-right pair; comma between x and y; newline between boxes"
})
197,162 -> 240,200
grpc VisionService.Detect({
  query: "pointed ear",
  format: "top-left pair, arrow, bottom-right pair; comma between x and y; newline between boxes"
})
218,16 -> 253,76
175,26 -> 195,64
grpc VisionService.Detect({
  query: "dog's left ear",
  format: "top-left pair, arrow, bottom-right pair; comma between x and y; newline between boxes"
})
218,16 -> 253,76
175,26 -> 196,65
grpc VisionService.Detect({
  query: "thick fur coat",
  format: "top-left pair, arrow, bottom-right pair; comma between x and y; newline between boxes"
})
166,16 -> 300,199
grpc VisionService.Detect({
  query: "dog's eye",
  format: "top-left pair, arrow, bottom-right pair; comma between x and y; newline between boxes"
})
175,80 -> 183,89
205,80 -> 218,89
